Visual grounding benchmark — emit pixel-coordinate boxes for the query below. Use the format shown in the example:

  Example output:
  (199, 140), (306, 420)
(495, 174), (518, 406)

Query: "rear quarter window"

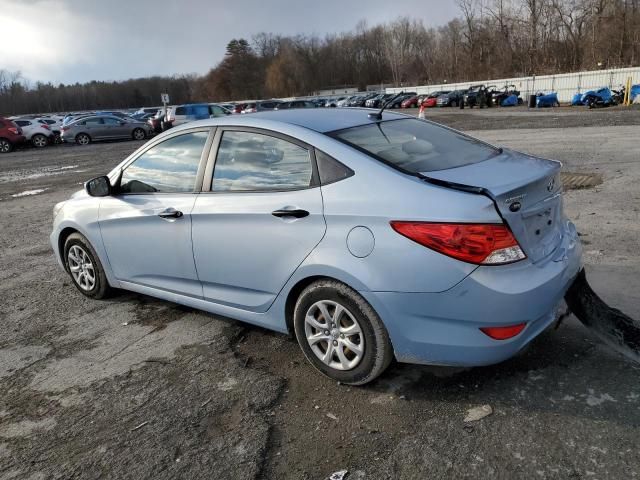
(331, 118), (499, 173)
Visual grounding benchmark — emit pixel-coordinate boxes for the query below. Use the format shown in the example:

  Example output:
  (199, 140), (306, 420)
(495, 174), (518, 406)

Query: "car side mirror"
(86, 176), (112, 197)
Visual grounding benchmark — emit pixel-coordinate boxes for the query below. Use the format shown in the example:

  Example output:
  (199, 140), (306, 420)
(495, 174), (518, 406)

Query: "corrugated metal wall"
(387, 66), (640, 103)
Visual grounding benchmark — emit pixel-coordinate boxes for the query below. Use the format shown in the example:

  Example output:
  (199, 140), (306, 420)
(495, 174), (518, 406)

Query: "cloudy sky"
(2, 0), (458, 85)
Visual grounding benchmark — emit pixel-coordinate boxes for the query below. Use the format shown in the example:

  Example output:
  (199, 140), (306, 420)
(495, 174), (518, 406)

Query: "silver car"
(61, 115), (152, 145)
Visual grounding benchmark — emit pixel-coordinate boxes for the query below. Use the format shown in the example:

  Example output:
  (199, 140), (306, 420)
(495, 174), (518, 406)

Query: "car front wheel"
(132, 128), (146, 140)
(294, 280), (393, 385)
(64, 232), (111, 299)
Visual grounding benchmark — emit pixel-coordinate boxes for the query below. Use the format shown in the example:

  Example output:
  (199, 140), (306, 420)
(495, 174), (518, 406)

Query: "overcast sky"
(2, 0), (458, 85)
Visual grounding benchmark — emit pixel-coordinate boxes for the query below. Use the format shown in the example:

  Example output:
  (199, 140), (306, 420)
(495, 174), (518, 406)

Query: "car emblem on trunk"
(509, 202), (522, 212)
(547, 177), (555, 192)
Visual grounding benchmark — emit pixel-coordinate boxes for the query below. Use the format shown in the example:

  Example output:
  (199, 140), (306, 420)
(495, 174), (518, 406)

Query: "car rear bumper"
(361, 220), (582, 367)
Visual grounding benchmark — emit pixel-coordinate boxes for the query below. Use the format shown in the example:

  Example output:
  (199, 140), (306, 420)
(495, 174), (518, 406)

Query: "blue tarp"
(537, 92), (558, 108)
(572, 87), (613, 105)
(571, 93), (584, 106)
(501, 94), (518, 107)
(631, 84), (640, 101)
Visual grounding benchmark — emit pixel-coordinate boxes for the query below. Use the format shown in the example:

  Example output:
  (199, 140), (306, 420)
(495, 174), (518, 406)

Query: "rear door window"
(331, 118), (499, 173)
(211, 130), (313, 191)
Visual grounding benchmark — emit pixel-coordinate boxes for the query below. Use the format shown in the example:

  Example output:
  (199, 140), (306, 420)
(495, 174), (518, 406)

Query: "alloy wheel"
(133, 129), (145, 140)
(77, 134), (90, 145)
(0, 139), (10, 153)
(32, 135), (47, 148)
(304, 300), (365, 371)
(67, 245), (96, 291)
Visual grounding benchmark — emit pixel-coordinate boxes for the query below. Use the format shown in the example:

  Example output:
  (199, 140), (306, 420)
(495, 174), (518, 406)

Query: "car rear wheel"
(0, 138), (12, 153)
(32, 134), (48, 148)
(75, 133), (91, 145)
(64, 232), (111, 299)
(294, 280), (393, 385)
(132, 128), (146, 140)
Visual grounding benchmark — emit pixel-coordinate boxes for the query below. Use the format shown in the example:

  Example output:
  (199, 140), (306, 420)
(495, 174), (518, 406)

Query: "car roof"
(184, 108), (411, 133)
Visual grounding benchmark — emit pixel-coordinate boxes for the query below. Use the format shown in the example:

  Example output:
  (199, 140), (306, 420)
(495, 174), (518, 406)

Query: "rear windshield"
(331, 118), (499, 173)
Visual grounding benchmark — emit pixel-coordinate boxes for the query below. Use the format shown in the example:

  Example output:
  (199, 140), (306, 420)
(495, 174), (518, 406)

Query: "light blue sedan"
(50, 109), (582, 385)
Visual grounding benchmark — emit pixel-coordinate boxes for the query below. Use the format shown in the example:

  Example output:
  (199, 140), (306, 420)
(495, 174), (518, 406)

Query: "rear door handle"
(158, 208), (183, 219)
(271, 208), (309, 219)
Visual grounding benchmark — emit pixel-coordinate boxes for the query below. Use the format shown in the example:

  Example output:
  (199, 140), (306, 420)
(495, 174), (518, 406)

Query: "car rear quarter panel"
(271, 128), (504, 294)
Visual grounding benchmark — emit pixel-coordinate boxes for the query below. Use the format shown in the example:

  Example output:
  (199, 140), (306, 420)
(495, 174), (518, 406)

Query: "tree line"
(1, 0), (638, 115)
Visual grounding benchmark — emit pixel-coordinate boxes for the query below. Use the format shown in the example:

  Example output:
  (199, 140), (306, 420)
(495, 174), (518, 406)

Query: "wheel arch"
(58, 226), (80, 271)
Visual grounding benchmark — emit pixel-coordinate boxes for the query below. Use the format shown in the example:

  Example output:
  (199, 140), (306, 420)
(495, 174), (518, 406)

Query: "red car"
(0, 117), (26, 153)
(421, 90), (450, 108)
(400, 95), (419, 108)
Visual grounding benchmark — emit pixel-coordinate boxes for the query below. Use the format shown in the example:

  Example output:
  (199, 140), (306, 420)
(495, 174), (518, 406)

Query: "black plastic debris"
(565, 269), (640, 363)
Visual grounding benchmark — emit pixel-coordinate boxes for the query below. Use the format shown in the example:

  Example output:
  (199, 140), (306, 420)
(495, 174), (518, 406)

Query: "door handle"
(271, 208), (309, 219)
(158, 209), (183, 219)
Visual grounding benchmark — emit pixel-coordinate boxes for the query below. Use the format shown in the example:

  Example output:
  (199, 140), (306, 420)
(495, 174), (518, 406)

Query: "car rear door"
(99, 128), (213, 297)
(190, 128), (326, 313)
(83, 117), (106, 138)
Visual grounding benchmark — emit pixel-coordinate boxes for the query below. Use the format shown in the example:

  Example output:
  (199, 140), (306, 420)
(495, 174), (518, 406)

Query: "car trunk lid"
(422, 148), (563, 263)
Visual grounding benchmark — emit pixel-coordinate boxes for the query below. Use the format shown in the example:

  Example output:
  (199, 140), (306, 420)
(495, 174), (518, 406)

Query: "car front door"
(99, 128), (212, 297)
(102, 116), (129, 138)
(191, 128), (326, 314)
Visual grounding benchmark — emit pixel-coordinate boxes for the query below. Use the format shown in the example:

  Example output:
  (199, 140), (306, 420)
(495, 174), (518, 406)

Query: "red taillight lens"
(61, 126), (69, 132)
(390, 222), (526, 265)
(41, 124), (50, 130)
(480, 323), (526, 340)
(8, 127), (19, 135)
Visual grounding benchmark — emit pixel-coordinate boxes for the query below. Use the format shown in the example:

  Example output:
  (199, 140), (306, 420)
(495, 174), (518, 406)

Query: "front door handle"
(272, 208), (309, 219)
(158, 208), (183, 219)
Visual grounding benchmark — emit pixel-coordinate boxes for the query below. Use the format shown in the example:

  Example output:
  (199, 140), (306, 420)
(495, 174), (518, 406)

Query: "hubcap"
(0, 140), (9, 152)
(304, 300), (364, 371)
(33, 136), (46, 147)
(78, 135), (89, 145)
(134, 129), (144, 139)
(67, 245), (96, 291)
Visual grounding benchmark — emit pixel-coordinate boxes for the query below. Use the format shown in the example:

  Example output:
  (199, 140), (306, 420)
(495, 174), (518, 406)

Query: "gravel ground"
(0, 108), (639, 480)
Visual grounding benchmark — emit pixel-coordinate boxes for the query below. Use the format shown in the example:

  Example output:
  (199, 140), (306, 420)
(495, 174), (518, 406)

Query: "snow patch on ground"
(11, 188), (48, 198)
(0, 165), (78, 184)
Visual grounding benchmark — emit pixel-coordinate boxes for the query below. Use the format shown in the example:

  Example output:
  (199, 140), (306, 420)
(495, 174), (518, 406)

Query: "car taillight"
(390, 222), (526, 265)
(8, 127), (19, 135)
(41, 124), (50, 130)
(480, 323), (526, 340)
(61, 126), (69, 132)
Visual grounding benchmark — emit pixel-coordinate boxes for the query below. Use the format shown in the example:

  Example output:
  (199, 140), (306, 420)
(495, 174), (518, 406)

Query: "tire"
(451, 100), (458, 108)
(132, 128), (146, 141)
(63, 232), (112, 299)
(32, 134), (48, 148)
(0, 138), (13, 153)
(293, 280), (393, 385)
(75, 133), (91, 145)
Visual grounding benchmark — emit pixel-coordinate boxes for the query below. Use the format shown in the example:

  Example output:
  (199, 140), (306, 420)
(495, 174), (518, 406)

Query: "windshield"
(331, 118), (499, 173)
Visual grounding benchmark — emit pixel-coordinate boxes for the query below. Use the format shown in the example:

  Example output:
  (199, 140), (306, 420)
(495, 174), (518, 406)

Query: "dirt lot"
(1, 107), (639, 480)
